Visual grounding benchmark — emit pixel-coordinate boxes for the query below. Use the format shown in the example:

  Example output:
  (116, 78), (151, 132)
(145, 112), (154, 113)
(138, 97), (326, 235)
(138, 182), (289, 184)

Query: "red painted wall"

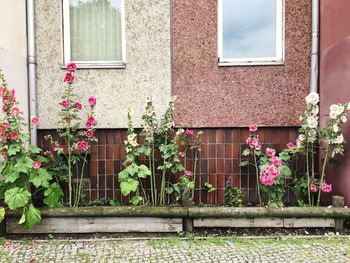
(320, 0), (350, 205)
(172, 0), (311, 127)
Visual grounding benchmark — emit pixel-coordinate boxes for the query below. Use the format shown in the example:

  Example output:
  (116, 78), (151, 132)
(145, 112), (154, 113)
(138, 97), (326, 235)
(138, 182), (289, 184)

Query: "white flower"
(347, 103), (350, 110)
(298, 134), (305, 142)
(307, 116), (318, 128)
(306, 92), (319, 105)
(341, 116), (347, 123)
(330, 104), (342, 118)
(330, 112), (338, 119)
(334, 134), (344, 144)
(145, 96), (152, 103)
(299, 116), (303, 121)
(308, 129), (317, 137)
(333, 124), (339, 133)
(312, 105), (319, 115)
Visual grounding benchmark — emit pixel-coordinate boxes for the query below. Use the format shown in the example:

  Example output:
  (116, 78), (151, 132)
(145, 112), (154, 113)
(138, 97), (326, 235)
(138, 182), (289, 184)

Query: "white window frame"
(218, 0), (285, 66)
(62, 0), (126, 68)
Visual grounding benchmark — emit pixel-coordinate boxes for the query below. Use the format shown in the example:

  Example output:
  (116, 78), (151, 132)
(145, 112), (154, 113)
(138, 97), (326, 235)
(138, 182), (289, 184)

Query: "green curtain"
(70, 0), (123, 61)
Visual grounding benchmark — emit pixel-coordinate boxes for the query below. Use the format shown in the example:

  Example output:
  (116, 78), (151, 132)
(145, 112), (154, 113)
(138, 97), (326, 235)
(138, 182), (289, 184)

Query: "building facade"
(1, 0), (348, 204)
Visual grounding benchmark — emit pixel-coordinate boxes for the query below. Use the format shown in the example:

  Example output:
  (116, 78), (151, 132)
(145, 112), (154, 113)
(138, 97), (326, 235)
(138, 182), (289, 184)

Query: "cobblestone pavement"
(1, 236), (350, 262)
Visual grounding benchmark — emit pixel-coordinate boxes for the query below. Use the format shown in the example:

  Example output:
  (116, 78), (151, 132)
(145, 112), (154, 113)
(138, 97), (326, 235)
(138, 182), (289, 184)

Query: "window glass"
(66, 0), (124, 63)
(219, 0), (283, 64)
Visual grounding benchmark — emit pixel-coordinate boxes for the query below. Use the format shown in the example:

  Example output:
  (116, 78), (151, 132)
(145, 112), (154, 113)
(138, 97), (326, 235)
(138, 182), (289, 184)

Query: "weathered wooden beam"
(6, 206), (188, 218)
(194, 218), (283, 228)
(189, 207), (350, 218)
(6, 217), (183, 234)
(332, 196), (345, 230)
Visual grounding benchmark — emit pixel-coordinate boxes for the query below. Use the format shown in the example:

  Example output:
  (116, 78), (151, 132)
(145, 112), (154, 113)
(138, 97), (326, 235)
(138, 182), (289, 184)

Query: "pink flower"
(67, 62), (77, 72)
(255, 144), (262, 151)
(310, 183), (317, 193)
(2, 120), (9, 129)
(249, 125), (258, 132)
(287, 142), (295, 149)
(87, 116), (95, 125)
(64, 72), (74, 83)
(179, 152), (186, 158)
(86, 122), (93, 129)
(31, 116), (39, 124)
(185, 129), (194, 136)
(32, 161), (41, 169)
(246, 137), (252, 145)
(0, 87), (3, 97)
(259, 171), (276, 186)
(85, 130), (94, 138)
(61, 99), (70, 109)
(88, 96), (96, 107)
(265, 148), (276, 157)
(11, 107), (20, 116)
(11, 132), (18, 141)
(272, 156), (282, 166)
(321, 183), (332, 193)
(184, 170), (192, 176)
(75, 102), (82, 110)
(77, 141), (88, 151)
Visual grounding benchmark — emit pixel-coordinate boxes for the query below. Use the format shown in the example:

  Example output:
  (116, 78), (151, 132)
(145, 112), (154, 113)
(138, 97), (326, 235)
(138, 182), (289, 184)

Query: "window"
(63, 0), (125, 68)
(218, 0), (284, 66)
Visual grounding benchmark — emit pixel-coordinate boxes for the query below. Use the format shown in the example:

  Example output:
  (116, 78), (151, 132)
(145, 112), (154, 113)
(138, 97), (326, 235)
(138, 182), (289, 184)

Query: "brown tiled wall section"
(38, 127), (300, 205)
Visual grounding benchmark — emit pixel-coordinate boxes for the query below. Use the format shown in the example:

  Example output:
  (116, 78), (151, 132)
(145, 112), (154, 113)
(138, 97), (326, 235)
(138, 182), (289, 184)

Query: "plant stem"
(152, 141), (157, 205)
(191, 150), (198, 200)
(75, 152), (88, 207)
(306, 143), (311, 206)
(148, 149), (154, 205)
(317, 149), (329, 206)
(67, 129), (72, 208)
(160, 134), (168, 205)
(254, 152), (262, 206)
(311, 144), (315, 206)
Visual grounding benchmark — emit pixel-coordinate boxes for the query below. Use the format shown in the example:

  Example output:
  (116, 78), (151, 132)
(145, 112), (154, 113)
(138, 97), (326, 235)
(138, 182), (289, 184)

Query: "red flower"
(77, 141), (88, 151)
(32, 161), (41, 169)
(185, 129), (194, 136)
(87, 116), (95, 125)
(11, 132), (18, 141)
(11, 107), (21, 116)
(75, 102), (82, 110)
(64, 72), (75, 83)
(61, 99), (70, 109)
(2, 120), (9, 129)
(86, 122), (93, 129)
(249, 125), (258, 132)
(31, 116), (39, 124)
(85, 130), (94, 138)
(67, 62), (77, 72)
(88, 96), (96, 107)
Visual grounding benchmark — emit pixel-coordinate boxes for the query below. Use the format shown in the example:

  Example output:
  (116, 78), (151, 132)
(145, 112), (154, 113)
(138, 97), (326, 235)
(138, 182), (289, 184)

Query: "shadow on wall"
(320, 36), (350, 205)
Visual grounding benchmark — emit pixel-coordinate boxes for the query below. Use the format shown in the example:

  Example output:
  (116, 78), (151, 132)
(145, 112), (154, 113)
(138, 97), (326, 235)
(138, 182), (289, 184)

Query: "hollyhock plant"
(241, 125), (292, 208)
(310, 183), (317, 193)
(49, 63), (98, 208)
(321, 183), (332, 193)
(0, 69), (62, 229)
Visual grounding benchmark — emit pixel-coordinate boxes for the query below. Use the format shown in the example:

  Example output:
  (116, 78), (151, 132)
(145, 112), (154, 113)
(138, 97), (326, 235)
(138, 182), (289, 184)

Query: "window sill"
(61, 62), (126, 69)
(218, 61), (285, 67)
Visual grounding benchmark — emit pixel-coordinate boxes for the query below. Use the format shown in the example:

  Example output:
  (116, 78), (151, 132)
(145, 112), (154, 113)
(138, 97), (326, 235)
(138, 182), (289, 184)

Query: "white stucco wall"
(0, 0), (29, 123)
(35, 0), (171, 129)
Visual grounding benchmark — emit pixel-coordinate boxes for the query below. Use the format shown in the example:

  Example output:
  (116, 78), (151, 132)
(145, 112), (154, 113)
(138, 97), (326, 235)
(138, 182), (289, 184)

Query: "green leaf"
(44, 183), (64, 208)
(7, 144), (21, 156)
(14, 156), (33, 173)
(4, 170), (20, 183)
(242, 148), (251, 156)
(130, 196), (142, 206)
(19, 204), (41, 228)
(165, 187), (174, 194)
(137, 164), (151, 178)
(0, 206), (4, 223)
(29, 168), (52, 188)
(239, 160), (249, 167)
(120, 178), (139, 196)
(281, 166), (292, 177)
(4, 187), (31, 210)
(128, 164), (138, 176)
(29, 145), (41, 154)
(118, 169), (130, 182)
(0, 161), (7, 173)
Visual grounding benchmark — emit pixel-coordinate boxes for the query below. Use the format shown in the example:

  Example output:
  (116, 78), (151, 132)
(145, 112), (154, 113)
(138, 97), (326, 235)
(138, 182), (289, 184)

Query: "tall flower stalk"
(54, 63), (97, 207)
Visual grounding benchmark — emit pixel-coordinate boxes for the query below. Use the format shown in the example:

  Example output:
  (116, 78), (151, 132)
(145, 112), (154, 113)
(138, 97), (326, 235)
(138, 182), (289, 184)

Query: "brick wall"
(38, 127), (300, 205)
